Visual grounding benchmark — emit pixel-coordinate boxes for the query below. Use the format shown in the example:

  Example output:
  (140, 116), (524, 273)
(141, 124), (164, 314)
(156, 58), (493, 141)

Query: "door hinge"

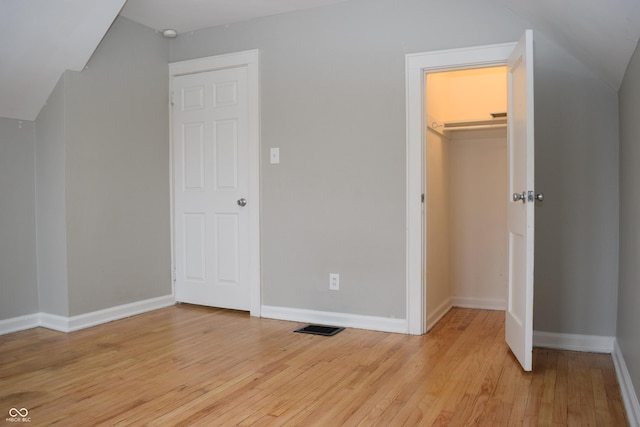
(421, 193), (425, 203)
(170, 91), (175, 106)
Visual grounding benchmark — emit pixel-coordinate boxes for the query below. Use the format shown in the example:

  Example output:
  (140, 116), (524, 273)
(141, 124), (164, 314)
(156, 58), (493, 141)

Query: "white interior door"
(505, 30), (535, 371)
(173, 66), (251, 311)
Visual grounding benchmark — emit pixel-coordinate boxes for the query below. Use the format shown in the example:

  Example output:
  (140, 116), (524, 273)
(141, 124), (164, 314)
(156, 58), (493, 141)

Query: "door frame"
(169, 50), (261, 316)
(405, 42), (516, 334)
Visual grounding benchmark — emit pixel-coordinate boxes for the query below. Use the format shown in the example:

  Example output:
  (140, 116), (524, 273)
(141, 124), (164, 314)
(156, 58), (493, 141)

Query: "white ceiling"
(120, 0), (351, 34)
(1, 0), (640, 121)
(0, 0), (127, 121)
(496, 0), (640, 95)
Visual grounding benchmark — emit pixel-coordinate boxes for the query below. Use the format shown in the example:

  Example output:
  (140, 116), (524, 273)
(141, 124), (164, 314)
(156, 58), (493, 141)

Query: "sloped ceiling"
(119, 0), (351, 34)
(0, 0), (127, 121)
(496, 0), (640, 91)
(1, 0), (640, 121)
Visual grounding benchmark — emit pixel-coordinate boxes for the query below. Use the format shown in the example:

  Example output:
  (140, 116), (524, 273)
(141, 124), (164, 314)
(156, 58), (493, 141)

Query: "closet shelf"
(442, 118), (507, 131)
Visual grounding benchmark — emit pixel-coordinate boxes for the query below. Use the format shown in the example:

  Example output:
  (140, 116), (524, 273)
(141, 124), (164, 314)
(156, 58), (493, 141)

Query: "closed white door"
(505, 30), (535, 371)
(173, 66), (250, 311)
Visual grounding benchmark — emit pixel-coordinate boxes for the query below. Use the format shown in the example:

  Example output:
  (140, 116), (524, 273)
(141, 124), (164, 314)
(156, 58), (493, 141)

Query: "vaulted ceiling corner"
(0, 0), (126, 121)
(496, 0), (640, 89)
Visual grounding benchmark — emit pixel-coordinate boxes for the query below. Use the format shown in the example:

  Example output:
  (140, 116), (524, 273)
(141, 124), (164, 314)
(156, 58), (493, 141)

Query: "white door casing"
(405, 41), (516, 335)
(505, 30), (535, 371)
(170, 51), (260, 316)
(406, 33), (535, 372)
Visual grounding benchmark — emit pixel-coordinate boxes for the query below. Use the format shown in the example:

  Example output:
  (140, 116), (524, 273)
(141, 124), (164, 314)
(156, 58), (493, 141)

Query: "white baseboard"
(0, 313), (40, 335)
(261, 305), (407, 334)
(451, 296), (506, 311)
(613, 340), (640, 427)
(0, 295), (175, 335)
(426, 299), (452, 332)
(533, 331), (615, 353)
(45, 295), (176, 332)
(39, 313), (70, 332)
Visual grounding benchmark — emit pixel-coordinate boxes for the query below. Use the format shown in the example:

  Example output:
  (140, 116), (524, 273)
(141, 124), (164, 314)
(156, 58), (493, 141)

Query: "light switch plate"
(329, 273), (339, 291)
(270, 147), (280, 164)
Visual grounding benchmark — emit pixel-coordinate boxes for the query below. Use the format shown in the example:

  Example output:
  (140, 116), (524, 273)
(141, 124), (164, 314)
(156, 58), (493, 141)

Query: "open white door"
(505, 30), (535, 371)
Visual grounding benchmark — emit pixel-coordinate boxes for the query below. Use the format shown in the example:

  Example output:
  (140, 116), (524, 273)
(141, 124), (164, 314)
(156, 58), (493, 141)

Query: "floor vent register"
(294, 324), (344, 336)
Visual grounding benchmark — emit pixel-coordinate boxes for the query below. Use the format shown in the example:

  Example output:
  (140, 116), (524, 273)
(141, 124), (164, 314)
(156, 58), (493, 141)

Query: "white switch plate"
(329, 273), (339, 290)
(270, 147), (280, 164)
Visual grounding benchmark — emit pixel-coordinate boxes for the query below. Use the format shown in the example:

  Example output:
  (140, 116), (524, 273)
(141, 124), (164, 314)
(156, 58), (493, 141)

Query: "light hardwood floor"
(0, 306), (628, 426)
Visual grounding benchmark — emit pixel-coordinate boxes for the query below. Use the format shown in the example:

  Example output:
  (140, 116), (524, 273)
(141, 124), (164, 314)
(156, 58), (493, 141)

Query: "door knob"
(535, 193), (544, 202)
(237, 198), (247, 207)
(512, 192), (526, 203)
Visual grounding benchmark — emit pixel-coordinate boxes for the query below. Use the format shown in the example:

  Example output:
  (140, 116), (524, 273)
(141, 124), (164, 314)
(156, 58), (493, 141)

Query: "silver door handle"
(513, 192), (526, 203)
(535, 193), (544, 202)
(237, 198), (247, 207)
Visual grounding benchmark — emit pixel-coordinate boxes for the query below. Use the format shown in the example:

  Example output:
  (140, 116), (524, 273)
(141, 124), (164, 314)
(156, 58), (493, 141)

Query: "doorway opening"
(406, 31), (535, 371)
(425, 66), (508, 331)
(169, 50), (262, 317)
(405, 41), (517, 336)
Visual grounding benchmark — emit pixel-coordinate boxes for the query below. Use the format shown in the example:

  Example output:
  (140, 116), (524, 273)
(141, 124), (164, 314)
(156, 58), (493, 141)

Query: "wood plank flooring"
(0, 306), (628, 426)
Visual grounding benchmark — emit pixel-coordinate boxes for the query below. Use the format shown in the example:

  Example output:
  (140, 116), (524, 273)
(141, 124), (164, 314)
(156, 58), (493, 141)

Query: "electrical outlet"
(329, 273), (339, 290)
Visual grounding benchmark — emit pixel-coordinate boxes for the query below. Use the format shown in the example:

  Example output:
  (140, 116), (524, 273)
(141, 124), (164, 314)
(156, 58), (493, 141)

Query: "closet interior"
(425, 66), (509, 331)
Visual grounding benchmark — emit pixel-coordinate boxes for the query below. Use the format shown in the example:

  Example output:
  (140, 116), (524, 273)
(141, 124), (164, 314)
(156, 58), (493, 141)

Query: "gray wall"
(62, 17), (171, 315)
(171, 0), (620, 331)
(4, 16), (171, 320)
(31, 17), (172, 318)
(35, 77), (70, 317)
(1, 0), (621, 338)
(533, 32), (619, 336)
(0, 118), (38, 320)
(618, 40), (640, 406)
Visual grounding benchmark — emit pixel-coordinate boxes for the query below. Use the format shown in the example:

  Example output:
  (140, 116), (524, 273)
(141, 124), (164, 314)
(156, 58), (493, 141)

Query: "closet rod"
(442, 118), (507, 129)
